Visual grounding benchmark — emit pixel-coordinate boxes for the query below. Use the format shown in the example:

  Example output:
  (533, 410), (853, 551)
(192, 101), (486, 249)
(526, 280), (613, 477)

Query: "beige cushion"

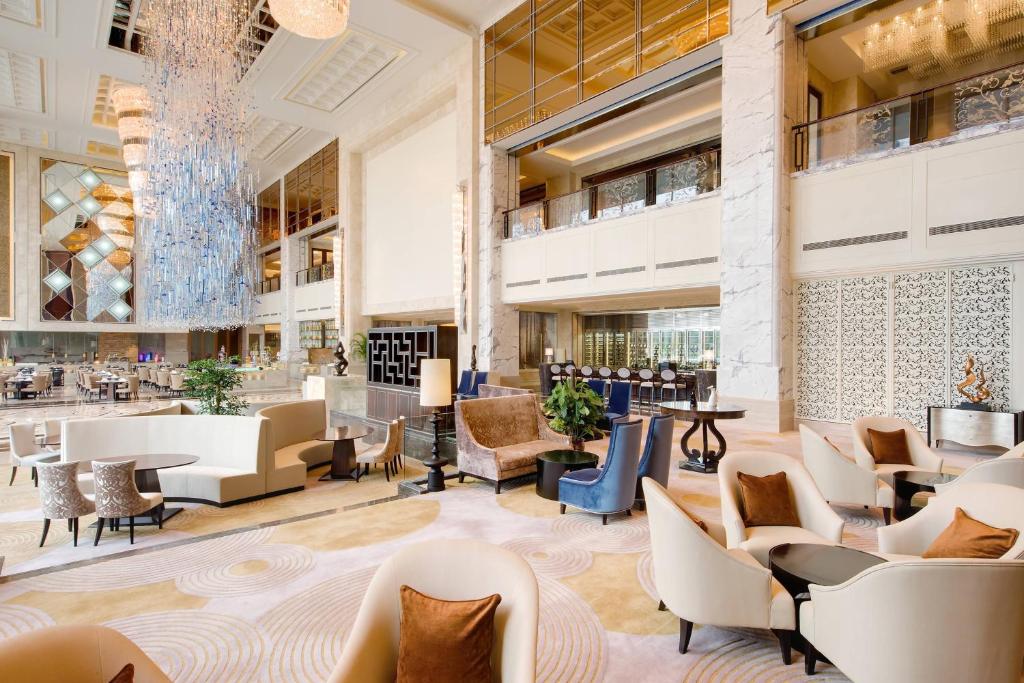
(739, 526), (839, 567)
(277, 440), (333, 468)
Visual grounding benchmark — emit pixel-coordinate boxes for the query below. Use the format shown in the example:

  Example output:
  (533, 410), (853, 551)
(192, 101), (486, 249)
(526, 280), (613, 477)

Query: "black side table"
(892, 470), (957, 521)
(536, 450), (598, 500)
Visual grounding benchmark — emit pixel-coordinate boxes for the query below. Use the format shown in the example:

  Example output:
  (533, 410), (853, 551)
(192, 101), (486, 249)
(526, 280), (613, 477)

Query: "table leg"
(678, 419), (703, 472)
(893, 483), (917, 521)
(679, 419), (727, 473)
(319, 439), (362, 481)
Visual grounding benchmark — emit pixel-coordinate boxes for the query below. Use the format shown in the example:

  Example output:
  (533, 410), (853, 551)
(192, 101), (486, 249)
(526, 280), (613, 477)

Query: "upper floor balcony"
(295, 262), (334, 286)
(794, 61), (1024, 173)
(504, 149), (720, 240)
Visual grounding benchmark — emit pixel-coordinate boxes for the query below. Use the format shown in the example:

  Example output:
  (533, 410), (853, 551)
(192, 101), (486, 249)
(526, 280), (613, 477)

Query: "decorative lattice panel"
(893, 270), (949, 430)
(950, 265), (1012, 412)
(795, 279), (840, 421)
(839, 276), (890, 422)
(367, 327), (437, 388)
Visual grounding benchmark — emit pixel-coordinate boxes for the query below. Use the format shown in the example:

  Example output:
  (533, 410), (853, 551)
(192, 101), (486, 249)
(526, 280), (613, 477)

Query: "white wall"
(501, 193), (721, 304)
(363, 110), (457, 315)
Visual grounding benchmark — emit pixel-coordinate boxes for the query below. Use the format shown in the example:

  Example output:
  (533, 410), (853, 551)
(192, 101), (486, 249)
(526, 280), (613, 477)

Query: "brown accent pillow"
(921, 507), (1020, 559)
(736, 471), (801, 527)
(108, 664), (134, 683)
(867, 428), (914, 465)
(396, 585), (501, 683)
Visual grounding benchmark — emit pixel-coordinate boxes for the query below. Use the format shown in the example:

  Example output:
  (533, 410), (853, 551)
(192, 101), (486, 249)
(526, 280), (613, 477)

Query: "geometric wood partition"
(796, 264), (1012, 430)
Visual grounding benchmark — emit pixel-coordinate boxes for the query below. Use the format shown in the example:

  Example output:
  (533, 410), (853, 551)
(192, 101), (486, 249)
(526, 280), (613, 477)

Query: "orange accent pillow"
(922, 507), (1020, 559)
(867, 428), (914, 465)
(396, 585), (501, 683)
(737, 471), (800, 527)
(108, 664), (134, 683)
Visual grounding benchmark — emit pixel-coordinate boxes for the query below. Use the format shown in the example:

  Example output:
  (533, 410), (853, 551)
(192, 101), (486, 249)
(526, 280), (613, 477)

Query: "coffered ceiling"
(0, 0), (467, 178)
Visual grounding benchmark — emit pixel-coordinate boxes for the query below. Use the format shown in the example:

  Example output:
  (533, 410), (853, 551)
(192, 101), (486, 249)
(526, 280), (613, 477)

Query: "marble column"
(340, 150), (371, 348)
(279, 185), (305, 373)
(476, 145), (519, 381)
(717, 0), (798, 431)
(454, 41), (479, 373)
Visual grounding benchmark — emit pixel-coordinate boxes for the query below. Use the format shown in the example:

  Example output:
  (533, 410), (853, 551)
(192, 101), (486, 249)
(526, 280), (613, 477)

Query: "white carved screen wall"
(795, 264), (1012, 429)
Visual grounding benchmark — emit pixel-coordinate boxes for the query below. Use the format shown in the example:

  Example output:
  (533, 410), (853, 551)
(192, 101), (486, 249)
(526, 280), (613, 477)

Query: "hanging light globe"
(270, 0), (350, 39)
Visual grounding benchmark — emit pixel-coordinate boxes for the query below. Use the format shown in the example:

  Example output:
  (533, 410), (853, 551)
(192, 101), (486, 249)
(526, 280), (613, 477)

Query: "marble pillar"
(454, 41), (479, 373)
(340, 150), (371, 348)
(476, 145), (519, 380)
(279, 185), (305, 371)
(717, 0), (797, 431)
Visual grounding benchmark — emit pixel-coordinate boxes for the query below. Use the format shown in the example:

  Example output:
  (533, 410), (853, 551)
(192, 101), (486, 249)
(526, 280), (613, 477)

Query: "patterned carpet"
(0, 416), (938, 682)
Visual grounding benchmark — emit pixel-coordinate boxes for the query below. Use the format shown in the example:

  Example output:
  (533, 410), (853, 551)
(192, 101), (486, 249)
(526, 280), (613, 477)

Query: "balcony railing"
(295, 262), (334, 286)
(503, 150), (720, 239)
(257, 277), (280, 295)
(794, 61), (1024, 172)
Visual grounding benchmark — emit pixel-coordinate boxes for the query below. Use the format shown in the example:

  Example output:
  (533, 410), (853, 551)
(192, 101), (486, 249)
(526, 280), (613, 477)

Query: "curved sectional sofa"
(254, 399), (334, 493)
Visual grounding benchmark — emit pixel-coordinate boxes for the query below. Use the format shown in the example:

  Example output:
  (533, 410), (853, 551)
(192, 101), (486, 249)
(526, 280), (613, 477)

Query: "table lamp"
(419, 358), (452, 492)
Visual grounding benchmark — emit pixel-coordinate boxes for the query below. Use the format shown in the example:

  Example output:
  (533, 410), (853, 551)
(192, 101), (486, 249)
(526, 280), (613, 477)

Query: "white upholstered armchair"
(851, 416), (943, 478)
(800, 425), (894, 523)
(643, 478), (796, 663)
(328, 540), (538, 683)
(877, 482), (1024, 559)
(800, 559), (1024, 681)
(718, 451), (844, 566)
(934, 457), (1024, 494)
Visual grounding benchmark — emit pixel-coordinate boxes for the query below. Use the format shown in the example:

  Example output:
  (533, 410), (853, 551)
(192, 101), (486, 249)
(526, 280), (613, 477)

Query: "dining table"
(316, 425), (374, 481)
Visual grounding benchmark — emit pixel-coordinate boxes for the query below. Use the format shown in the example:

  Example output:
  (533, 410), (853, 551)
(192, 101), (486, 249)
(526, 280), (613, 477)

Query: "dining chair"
(92, 460), (164, 545)
(585, 378), (607, 401)
(169, 372), (185, 397)
(37, 461), (95, 547)
(356, 417), (405, 481)
(8, 423), (57, 486)
(40, 419), (62, 447)
(117, 375), (141, 401)
(605, 381), (632, 424)
(83, 374), (101, 401)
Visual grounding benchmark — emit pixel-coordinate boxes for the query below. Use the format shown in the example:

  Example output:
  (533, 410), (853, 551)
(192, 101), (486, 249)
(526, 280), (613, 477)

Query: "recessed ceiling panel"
(86, 140), (122, 158)
(285, 29), (405, 113)
(92, 74), (128, 129)
(0, 123), (48, 146)
(0, 0), (41, 27)
(0, 48), (44, 112)
(249, 115), (300, 161)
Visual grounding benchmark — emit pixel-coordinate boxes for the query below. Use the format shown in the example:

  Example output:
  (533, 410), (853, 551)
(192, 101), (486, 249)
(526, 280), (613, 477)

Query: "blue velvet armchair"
(634, 414), (675, 508)
(605, 381), (631, 423)
(558, 419), (643, 524)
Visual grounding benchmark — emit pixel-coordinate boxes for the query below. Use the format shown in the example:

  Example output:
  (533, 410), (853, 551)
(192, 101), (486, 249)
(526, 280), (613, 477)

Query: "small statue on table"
(956, 354), (992, 411)
(334, 341), (349, 377)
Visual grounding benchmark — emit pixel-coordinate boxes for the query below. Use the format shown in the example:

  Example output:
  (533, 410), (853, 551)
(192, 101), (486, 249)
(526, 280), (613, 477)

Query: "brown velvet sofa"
(455, 394), (569, 493)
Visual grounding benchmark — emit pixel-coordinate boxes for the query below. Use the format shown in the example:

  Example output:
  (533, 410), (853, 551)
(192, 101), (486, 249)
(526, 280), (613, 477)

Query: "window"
(284, 140), (338, 235)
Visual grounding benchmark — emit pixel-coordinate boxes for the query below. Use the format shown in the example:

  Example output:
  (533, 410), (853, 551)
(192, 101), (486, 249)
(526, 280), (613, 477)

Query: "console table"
(927, 406), (1024, 450)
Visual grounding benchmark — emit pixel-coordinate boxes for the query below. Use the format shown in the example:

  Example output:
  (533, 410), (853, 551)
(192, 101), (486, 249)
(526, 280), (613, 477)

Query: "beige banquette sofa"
(62, 414), (277, 506)
(455, 394), (569, 493)
(254, 399), (333, 493)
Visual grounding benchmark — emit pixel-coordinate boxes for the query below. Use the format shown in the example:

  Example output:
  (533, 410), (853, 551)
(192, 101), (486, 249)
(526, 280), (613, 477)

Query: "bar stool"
(659, 369), (679, 403)
(579, 365), (594, 379)
(637, 368), (657, 414)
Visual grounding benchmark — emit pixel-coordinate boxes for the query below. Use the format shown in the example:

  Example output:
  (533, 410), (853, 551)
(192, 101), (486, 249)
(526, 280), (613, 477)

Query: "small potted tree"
(184, 359), (248, 415)
(542, 378), (605, 450)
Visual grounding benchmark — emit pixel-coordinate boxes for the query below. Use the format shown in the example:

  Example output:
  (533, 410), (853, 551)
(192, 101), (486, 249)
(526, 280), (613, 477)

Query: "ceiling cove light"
(138, 0), (258, 330)
(269, 0), (350, 39)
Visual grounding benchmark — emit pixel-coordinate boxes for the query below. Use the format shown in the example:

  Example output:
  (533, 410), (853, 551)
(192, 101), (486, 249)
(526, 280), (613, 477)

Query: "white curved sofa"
(62, 415), (272, 505)
(255, 400), (332, 493)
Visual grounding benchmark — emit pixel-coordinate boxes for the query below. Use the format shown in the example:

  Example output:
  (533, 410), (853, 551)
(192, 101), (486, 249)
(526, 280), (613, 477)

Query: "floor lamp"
(419, 358), (451, 492)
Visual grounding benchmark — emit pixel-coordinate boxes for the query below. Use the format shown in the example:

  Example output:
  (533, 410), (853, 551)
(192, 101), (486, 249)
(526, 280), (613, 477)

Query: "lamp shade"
(419, 358), (452, 407)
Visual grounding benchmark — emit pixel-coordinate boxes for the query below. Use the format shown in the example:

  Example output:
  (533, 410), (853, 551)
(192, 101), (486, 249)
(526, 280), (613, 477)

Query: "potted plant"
(542, 378), (605, 451)
(350, 332), (368, 362)
(184, 359), (248, 415)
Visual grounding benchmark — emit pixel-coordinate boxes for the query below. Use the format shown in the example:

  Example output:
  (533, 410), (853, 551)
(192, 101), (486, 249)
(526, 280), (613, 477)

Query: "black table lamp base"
(423, 407), (449, 492)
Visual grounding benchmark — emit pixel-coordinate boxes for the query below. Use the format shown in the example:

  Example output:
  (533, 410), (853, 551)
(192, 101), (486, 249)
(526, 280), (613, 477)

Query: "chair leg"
(31, 467), (38, 487)
(458, 472), (465, 483)
(94, 518), (104, 546)
(804, 641), (818, 675)
(8, 465), (16, 486)
(39, 518), (50, 547)
(626, 508), (632, 516)
(559, 503), (566, 514)
(602, 513), (608, 525)
(771, 629), (792, 665)
(679, 618), (694, 654)
(384, 464), (390, 482)
(658, 599), (666, 611)
(67, 518), (73, 531)
(129, 516), (135, 544)
(882, 507), (891, 525)
(72, 517), (79, 546)
(494, 480), (501, 494)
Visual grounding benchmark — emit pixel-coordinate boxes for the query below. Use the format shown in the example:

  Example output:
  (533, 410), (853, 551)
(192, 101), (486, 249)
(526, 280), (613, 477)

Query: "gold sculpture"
(956, 355), (992, 404)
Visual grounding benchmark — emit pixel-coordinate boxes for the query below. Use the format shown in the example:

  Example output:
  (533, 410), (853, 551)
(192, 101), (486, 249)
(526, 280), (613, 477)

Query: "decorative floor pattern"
(0, 417), (990, 682)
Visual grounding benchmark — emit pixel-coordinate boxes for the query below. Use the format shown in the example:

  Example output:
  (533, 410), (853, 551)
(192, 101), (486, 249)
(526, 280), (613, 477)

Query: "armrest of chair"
(851, 432), (878, 472)
(704, 518), (729, 547)
(799, 489), (845, 543)
(876, 511), (932, 555)
(718, 484), (748, 546)
(908, 432), (943, 471)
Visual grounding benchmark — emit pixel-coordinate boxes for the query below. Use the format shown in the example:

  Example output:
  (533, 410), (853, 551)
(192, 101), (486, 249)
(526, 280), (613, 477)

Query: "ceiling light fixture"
(269, 0), (350, 39)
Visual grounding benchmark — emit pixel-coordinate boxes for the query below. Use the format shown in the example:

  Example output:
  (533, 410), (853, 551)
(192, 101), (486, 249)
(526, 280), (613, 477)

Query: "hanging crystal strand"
(138, 0), (258, 330)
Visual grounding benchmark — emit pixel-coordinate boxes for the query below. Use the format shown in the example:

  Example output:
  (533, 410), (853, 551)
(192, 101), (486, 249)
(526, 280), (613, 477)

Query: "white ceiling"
(0, 0), (468, 179)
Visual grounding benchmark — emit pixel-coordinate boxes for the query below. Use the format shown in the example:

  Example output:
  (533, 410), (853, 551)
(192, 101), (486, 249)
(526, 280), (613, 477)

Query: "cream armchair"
(877, 482), (1024, 559)
(851, 416), (944, 479)
(718, 451), (845, 566)
(800, 560), (1024, 681)
(800, 425), (894, 523)
(643, 478), (796, 663)
(0, 624), (171, 682)
(328, 539), (538, 683)
(934, 457), (1024, 494)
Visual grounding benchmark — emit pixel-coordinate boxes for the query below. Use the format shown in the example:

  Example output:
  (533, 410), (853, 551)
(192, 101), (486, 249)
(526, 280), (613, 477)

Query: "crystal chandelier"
(111, 84), (152, 219)
(138, 0), (258, 330)
(269, 0), (350, 39)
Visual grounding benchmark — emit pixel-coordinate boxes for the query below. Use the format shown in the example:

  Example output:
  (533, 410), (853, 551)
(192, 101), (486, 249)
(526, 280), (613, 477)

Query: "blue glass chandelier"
(136, 0), (258, 330)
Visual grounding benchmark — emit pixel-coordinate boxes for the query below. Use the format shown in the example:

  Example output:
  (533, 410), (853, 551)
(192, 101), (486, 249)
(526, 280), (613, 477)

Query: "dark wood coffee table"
(769, 542), (886, 674)
(536, 449), (598, 500)
(892, 470), (957, 521)
(317, 425), (373, 482)
(658, 400), (746, 473)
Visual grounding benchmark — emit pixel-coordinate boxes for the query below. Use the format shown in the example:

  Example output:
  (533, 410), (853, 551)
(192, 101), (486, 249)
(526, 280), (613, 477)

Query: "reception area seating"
(255, 399), (333, 493)
(37, 460), (95, 547)
(799, 560), (1024, 681)
(558, 419), (642, 524)
(328, 540), (539, 683)
(800, 425), (894, 523)
(851, 416), (944, 479)
(455, 394), (569, 493)
(718, 451), (845, 565)
(8, 422), (57, 486)
(934, 450), (1024, 493)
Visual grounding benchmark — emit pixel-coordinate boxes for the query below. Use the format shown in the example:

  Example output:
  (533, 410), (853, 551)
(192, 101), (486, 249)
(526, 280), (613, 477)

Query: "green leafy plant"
(350, 332), (368, 361)
(184, 359), (248, 415)
(542, 378), (605, 450)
